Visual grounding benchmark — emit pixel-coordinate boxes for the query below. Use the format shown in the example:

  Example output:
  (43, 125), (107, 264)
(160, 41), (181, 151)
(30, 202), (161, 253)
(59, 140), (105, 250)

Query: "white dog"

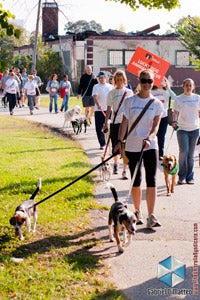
(63, 105), (81, 128)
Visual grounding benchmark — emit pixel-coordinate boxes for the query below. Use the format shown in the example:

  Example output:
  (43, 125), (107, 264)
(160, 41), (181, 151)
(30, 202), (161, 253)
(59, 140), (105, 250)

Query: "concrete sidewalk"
(1, 105), (199, 300)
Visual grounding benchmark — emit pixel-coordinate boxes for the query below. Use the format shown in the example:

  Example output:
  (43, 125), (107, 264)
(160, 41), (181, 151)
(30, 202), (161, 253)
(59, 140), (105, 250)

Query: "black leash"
(32, 153), (115, 208)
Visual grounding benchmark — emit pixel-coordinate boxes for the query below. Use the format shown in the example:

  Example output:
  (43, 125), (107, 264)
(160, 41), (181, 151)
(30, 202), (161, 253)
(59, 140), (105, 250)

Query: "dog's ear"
(10, 217), (16, 226)
(173, 155), (177, 162)
(119, 213), (127, 224)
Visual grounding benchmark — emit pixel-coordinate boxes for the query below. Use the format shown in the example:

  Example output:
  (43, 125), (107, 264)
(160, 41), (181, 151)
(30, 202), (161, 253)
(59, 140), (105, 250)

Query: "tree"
(107, 0), (180, 10)
(36, 47), (63, 86)
(0, 3), (20, 38)
(65, 20), (103, 34)
(173, 16), (200, 69)
(13, 54), (32, 72)
(0, 37), (14, 70)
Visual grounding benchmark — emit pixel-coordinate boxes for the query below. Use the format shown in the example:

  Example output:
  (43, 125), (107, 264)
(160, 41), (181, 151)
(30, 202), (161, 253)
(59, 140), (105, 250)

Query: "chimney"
(42, 2), (58, 41)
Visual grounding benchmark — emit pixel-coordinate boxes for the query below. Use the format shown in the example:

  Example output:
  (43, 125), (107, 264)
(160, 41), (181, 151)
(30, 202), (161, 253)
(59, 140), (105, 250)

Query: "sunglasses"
(140, 78), (153, 84)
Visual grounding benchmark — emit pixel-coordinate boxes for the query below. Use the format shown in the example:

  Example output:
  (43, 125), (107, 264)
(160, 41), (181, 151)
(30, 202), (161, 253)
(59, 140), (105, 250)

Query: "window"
(176, 50), (192, 66)
(108, 50), (135, 66)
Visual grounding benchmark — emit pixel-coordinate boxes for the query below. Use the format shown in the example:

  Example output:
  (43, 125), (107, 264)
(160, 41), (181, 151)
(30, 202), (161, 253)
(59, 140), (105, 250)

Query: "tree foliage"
(0, 3), (20, 38)
(107, 0), (180, 10)
(65, 20), (103, 34)
(0, 37), (14, 70)
(36, 46), (63, 85)
(174, 16), (200, 69)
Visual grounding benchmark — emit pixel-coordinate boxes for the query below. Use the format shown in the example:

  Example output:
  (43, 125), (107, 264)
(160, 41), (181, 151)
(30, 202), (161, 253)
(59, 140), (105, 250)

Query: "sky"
(2, 0), (200, 35)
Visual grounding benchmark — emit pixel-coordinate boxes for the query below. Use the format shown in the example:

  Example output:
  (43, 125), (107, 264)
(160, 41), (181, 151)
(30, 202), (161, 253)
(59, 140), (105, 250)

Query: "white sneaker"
(135, 210), (144, 225)
(146, 214), (161, 229)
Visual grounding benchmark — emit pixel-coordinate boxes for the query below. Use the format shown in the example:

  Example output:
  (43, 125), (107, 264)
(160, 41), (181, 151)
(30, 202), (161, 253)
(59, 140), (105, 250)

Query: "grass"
(40, 94), (83, 110)
(0, 115), (126, 300)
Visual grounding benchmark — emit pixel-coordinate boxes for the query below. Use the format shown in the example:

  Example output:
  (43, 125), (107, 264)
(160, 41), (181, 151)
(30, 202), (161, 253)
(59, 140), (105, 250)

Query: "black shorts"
(82, 96), (94, 107)
(125, 149), (158, 187)
(35, 88), (40, 96)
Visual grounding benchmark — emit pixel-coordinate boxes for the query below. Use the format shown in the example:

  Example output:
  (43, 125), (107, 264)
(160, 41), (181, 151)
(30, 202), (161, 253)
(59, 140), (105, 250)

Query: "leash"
(165, 127), (175, 153)
(124, 145), (145, 204)
(32, 153), (116, 208)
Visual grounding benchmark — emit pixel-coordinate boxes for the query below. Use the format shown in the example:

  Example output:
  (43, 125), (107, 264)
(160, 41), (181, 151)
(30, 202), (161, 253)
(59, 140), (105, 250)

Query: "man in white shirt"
(92, 71), (113, 149)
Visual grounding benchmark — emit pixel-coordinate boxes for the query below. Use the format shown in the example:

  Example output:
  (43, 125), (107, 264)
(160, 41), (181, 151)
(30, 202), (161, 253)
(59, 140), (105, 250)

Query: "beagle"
(9, 178), (41, 240)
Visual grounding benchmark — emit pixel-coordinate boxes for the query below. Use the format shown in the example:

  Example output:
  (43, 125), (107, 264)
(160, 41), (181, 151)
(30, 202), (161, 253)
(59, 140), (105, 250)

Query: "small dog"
(63, 105), (81, 128)
(9, 178), (42, 240)
(107, 183), (136, 253)
(99, 157), (111, 181)
(162, 154), (178, 196)
(71, 117), (88, 135)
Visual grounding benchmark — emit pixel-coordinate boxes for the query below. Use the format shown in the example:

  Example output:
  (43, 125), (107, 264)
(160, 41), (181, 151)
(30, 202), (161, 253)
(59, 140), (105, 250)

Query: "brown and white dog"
(107, 183), (136, 253)
(63, 105), (81, 128)
(99, 157), (111, 181)
(162, 154), (178, 196)
(9, 178), (42, 240)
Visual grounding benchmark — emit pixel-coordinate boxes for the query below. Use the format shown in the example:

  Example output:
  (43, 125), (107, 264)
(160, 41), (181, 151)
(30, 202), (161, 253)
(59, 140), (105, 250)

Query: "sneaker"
(187, 180), (194, 184)
(146, 214), (161, 229)
(178, 179), (186, 185)
(135, 210), (144, 225)
(100, 146), (105, 150)
(113, 164), (118, 174)
(122, 171), (128, 180)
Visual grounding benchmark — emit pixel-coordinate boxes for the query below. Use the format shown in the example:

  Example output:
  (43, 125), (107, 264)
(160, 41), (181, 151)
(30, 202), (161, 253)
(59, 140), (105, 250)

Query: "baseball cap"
(97, 71), (106, 77)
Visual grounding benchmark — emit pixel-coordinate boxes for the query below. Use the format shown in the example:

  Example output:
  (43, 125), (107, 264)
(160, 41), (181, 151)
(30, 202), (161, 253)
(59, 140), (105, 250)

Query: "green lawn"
(0, 116), (125, 300)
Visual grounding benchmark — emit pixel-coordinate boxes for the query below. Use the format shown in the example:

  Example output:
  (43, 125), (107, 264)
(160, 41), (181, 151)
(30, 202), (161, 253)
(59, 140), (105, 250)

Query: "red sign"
(126, 46), (170, 86)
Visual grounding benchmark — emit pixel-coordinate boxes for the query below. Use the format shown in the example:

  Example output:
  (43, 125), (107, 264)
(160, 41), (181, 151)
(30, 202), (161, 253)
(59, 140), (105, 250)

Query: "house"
(14, 27), (200, 92)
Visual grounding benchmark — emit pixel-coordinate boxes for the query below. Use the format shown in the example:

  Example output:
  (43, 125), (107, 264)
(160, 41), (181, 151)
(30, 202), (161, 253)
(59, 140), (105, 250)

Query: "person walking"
(2, 71), (20, 115)
(21, 68), (28, 107)
(77, 65), (98, 124)
(103, 70), (133, 179)
(172, 78), (200, 185)
(114, 69), (163, 229)
(0, 69), (9, 107)
(92, 71), (113, 150)
(59, 75), (73, 112)
(32, 70), (43, 109)
(46, 74), (60, 114)
(24, 75), (39, 115)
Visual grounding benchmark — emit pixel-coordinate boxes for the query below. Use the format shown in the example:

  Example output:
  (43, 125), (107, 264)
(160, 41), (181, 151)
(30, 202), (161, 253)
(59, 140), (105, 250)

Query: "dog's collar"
(163, 162), (178, 175)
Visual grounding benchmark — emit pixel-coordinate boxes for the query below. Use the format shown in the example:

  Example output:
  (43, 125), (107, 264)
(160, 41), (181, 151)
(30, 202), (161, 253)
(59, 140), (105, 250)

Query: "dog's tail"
(106, 182), (118, 202)
(30, 178), (42, 199)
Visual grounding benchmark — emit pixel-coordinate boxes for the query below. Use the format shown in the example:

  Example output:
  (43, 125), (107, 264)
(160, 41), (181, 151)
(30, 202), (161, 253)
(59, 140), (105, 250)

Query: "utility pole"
(31, 0), (42, 72)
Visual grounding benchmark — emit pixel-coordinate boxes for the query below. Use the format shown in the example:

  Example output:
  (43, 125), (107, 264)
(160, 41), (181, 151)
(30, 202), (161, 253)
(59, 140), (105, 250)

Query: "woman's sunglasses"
(140, 78), (153, 84)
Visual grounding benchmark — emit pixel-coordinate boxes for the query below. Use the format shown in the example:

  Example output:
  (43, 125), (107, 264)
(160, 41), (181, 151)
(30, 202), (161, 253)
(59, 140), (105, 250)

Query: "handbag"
(60, 87), (67, 98)
(122, 98), (155, 164)
(167, 96), (173, 126)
